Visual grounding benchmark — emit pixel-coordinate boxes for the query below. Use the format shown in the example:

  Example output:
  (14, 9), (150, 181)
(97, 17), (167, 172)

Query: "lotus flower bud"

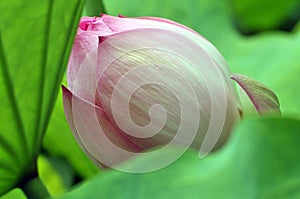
(62, 14), (280, 171)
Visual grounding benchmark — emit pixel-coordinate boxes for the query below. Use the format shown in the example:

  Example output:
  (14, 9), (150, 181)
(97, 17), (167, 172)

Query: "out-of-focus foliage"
(0, 189), (27, 199)
(38, 155), (74, 196)
(0, 0), (84, 196)
(230, 0), (300, 33)
(84, 0), (105, 16)
(58, 118), (300, 199)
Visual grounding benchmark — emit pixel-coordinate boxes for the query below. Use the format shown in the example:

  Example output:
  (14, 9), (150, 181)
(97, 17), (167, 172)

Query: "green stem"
(20, 176), (49, 199)
(85, 0), (106, 16)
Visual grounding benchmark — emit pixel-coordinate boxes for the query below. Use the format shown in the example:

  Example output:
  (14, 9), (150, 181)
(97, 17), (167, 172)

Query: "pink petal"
(95, 28), (240, 153)
(62, 86), (141, 168)
(68, 15), (231, 103)
(231, 74), (281, 115)
(136, 16), (203, 37)
(98, 15), (230, 76)
(117, 14), (201, 36)
(67, 30), (99, 102)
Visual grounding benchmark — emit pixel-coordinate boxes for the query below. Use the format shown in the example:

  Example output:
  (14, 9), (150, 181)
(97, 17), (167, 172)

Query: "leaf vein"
(0, 33), (29, 161)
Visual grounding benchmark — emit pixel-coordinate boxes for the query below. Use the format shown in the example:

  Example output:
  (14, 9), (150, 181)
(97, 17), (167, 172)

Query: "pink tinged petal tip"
(231, 74), (280, 115)
(118, 14), (126, 18)
(98, 36), (107, 44)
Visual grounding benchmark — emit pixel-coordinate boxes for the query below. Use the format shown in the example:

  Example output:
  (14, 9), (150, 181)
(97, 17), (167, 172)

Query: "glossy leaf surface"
(58, 118), (300, 199)
(0, 0), (84, 195)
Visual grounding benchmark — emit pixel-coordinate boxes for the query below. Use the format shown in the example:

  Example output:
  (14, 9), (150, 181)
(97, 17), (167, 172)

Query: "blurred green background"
(1, 0), (300, 198)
